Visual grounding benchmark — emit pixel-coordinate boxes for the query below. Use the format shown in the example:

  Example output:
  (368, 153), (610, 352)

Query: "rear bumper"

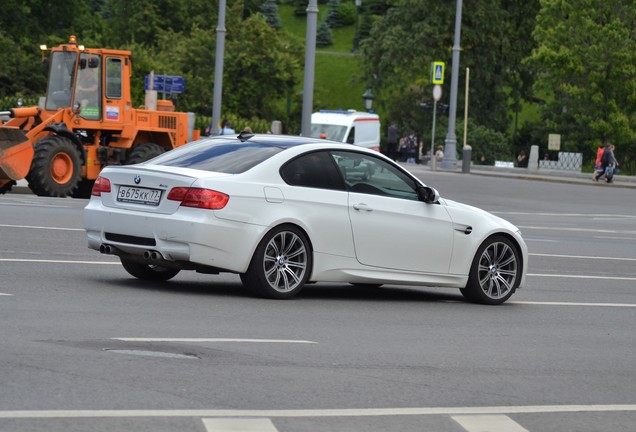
(84, 198), (265, 273)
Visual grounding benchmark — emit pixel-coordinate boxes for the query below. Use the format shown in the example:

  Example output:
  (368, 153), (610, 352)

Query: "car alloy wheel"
(461, 235), (520, 305)
(241, 225), (311, 299)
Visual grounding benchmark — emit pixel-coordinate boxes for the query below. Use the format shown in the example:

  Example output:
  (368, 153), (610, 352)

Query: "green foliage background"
(1, 0), (634, 173)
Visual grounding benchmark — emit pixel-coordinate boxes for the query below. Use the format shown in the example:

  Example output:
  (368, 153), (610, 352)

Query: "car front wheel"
(241, 225), (311, 299)
(461, 235), (520, 305)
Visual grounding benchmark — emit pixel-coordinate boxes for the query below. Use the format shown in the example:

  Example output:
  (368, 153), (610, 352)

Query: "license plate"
(117, 185), (163, 206)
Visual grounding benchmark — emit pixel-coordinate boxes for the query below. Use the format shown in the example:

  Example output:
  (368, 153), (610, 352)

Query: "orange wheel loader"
(0, 36), (199, 197)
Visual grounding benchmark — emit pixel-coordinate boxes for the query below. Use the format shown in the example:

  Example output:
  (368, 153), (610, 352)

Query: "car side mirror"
(417, 186), (439, 203)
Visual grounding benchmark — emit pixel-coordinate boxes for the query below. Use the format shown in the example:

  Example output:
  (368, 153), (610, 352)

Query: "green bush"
(196, 114), (275, 136)
(337, 2), (357, 26)
(465, 124), (513, 165)
(316, 21), (333, 47)
(0, 96), (39, 110)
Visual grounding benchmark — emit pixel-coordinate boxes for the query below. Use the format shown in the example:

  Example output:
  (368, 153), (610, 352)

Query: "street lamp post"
(441, 0), (463, 169)
(210, 0), (227, 136)
(353, 0), (362, 52)
(362, 88), (374, 112)
(301, 0), (319, 137)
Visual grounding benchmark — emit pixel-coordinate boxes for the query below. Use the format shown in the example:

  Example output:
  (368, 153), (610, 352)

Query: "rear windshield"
(147, 140), (286, 174)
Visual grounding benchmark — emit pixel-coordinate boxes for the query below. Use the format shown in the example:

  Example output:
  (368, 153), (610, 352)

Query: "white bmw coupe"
(84, 133), (527, 305)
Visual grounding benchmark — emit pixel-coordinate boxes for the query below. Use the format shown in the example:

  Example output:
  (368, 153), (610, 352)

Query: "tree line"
(1, 0), (634, 172)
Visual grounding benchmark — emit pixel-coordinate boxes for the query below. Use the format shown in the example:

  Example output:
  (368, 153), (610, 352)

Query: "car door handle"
(353, 203), (373, 212)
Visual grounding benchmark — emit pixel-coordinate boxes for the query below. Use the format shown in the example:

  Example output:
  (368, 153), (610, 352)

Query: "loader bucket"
(0, 128), (34, 181)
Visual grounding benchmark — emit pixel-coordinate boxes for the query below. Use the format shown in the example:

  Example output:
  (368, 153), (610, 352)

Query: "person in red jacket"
(592, 143), (605, 180)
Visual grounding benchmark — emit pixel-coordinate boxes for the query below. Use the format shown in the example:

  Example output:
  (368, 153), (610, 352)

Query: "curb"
(399, 162), (636, 189)
(7, 164), (636, 196)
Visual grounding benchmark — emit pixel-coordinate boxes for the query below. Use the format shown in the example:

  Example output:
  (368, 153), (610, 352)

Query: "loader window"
(45, 51), (77, 111)
(74, 53), (101, 121)
(105, 57), (122, 99)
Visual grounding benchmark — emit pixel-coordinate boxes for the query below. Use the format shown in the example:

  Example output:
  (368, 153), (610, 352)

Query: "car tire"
(120, 258), (180, 282)
(241, 225), (312, 299)
(460, 235), (521, 305)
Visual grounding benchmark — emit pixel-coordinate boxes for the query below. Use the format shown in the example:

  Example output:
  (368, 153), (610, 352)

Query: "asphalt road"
(0, 172), (635, 432)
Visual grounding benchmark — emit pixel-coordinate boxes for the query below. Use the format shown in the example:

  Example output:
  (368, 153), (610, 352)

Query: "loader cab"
(44, 42), (129, 125)
(44, 49), (102, 121)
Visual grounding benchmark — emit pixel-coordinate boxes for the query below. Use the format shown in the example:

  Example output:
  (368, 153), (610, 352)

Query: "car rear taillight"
(167, 187), (229, 210)
(91, 176), (111, 196)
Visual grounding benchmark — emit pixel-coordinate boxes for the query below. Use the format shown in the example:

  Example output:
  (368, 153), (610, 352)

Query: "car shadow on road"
(101, 277), (467, 304)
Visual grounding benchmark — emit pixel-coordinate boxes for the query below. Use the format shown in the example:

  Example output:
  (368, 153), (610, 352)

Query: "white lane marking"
(452, 415), (529, 432)
(511, 301), (636, 308)
(0, 404), (635, 419)
(493, 212), (636, 219)
(203, 418), (278, 432)
(0, 224), (83, 231)
(595, 235), (636, 240)
(112, 338), (317, 344)
(0, 259), (118, 265)
(530, 253), (636, 261)
(0, 293), (13, 296)
(0, 203), (72, 209)
(518, 225), (636, 235)
(528, 273), (636, 281)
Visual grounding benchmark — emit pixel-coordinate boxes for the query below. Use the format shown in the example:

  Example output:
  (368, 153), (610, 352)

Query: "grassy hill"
(278, 3), (538, 136)
(279, 3), (369, 113)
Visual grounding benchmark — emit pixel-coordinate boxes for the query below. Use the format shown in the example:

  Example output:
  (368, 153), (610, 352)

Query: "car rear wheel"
(120, 258), (180, 282)
(241, 225), (311, 299)
(461, 235), (520, 305)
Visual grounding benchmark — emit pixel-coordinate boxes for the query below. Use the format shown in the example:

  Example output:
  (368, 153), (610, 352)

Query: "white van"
(311, 110), (381, 151)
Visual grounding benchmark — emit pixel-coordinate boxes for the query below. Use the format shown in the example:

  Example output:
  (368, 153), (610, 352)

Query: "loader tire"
(125, 143), (165, 165)
(26, 136), (82, 197)
(71, 178), (95, 199)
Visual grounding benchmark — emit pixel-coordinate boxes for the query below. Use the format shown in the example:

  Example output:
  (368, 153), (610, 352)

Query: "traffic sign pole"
(431, 100), (438, 171)
(430, 85), (442, 171)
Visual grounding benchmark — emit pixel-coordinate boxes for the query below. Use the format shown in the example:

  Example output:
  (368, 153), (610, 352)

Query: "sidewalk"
(7, 161), (636, 195)
(400, 161), (636, 189)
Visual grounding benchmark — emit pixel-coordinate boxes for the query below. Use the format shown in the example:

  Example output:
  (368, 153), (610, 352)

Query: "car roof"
(204, 133), (332, 148)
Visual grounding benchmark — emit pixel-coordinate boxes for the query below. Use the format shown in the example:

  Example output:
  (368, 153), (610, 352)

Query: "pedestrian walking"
(435, 145), (445, 163)
(517, 150), (528, 168)
(387, 123), (399, 160)
(593, 144), (618, 183)
(592, 143), (606, 180)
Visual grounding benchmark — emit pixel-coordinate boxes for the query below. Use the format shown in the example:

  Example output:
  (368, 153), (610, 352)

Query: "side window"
(280, 151), (345, 190)
(105, 57), (122, 99)
(332, 150), (419, 200)
(74, 53), (101, 120)
(346, 126), (355, 144)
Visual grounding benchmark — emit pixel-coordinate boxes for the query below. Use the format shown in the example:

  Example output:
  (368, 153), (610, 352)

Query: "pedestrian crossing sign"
(431, 61), (445, 85)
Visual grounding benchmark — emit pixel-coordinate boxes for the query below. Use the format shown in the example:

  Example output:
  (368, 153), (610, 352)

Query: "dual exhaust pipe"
(143, 250), (163, 261)
(99, 244), (163, 261)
